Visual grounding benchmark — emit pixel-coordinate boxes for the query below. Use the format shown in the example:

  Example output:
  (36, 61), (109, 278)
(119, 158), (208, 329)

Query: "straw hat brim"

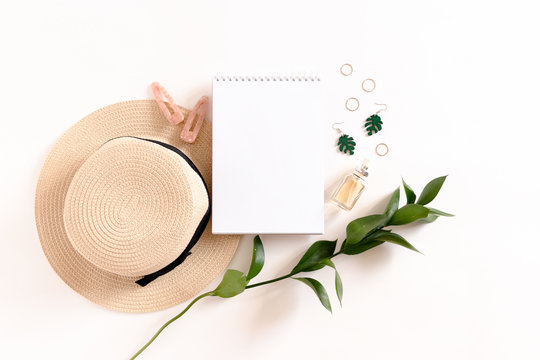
(35, 100), (240, 313)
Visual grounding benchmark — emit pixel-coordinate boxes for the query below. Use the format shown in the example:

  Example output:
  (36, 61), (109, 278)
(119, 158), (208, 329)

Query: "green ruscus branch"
(130, 175), (453, 359)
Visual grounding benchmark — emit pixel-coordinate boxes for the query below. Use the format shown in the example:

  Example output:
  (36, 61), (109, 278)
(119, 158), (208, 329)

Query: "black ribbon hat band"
(133, 138), (210, 287)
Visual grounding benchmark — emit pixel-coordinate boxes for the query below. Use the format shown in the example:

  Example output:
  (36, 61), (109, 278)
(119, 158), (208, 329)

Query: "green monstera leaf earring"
(333, 122), (356, 155)
(364, 103), (387, 136)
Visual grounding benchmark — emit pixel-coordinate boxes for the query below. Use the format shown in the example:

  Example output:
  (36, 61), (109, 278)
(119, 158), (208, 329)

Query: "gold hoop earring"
(375, 143), (389, 156)
(362, 78), (376, 92)
(345, 97), (360, 111)
(340, 64), (353, 76)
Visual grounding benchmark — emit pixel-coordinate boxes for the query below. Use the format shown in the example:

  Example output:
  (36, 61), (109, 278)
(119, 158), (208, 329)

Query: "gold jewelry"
(364, 103), (387, 136)
(362, 78), (376, 93)
(340, 64), (353, 76)
(345, 97), (360, 111)
(375, 143), (389, 156)
(333, 122), (356, 155)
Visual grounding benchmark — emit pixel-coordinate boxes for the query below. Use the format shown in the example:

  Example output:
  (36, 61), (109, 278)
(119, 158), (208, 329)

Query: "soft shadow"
(243, 281), (298, 338)
(365, 189), (396, 215)
(344, 243), (393, 275)
(257, 233), (317, 247)
(324, 203), (341, 229)
(33, 137), (58, 180)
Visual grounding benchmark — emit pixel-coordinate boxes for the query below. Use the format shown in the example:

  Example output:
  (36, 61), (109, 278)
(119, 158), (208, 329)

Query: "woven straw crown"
(63, 137), (209, 277)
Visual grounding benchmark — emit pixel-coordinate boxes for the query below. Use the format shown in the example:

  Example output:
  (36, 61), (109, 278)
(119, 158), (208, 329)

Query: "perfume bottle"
(331, 159), (369, 211)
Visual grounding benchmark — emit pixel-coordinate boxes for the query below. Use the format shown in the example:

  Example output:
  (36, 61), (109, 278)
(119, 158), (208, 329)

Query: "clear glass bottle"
(331, 159), (369, 211)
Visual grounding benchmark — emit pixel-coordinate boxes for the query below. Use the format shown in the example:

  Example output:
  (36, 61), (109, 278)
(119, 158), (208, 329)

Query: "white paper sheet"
(212, 76), (324, 234)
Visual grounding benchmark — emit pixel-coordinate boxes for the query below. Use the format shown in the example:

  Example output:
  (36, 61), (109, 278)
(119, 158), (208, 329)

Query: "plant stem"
(130, 292), (213, 360)
(247, 248), (347, 289)
(245, 273), (293, 289)
(132, 250), (345, 358)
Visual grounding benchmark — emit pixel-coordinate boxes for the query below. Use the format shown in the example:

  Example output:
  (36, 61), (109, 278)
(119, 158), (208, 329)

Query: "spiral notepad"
(212, 75), (324, 234)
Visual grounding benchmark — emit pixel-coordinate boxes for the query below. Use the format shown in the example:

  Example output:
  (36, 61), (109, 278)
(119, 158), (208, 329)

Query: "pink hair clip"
(151, 82), (208, 143)
(151, 82), (184, 125)
(181, 96), (208, 143)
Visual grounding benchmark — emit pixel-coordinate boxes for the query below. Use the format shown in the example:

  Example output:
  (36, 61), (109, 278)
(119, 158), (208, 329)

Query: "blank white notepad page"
(212, 76), (324, 234)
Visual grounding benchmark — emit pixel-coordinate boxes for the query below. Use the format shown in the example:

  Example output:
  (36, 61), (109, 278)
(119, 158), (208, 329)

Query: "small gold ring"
(340, 64), (353, 76)
(345, 97), (360, 111)
(362, 78), (376, 93)
(375, 143), (389, 156)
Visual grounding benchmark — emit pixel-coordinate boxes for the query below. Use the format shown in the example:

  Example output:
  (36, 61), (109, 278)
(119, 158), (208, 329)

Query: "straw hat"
(35, 100), (240, 313)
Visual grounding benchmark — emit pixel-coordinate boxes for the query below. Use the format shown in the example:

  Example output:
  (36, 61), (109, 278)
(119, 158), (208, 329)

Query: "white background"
(0, 1), (538, 359)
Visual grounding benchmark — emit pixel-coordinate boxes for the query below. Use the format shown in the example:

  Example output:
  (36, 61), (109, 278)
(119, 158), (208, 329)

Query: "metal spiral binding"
(214, 74), (321, 82)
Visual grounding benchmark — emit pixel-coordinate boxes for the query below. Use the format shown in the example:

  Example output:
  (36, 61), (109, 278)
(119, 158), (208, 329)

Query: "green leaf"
(335, 270), (343, 307)
(337, 134), (356, 155)
(367, 230), (421, 254)
(341, 240), (384, 255)
(402, 178), (416, 204)
(416, 175), (447, 205)
(384, 187), (400, 218)
(294, 277), (332, 313)
(291, 240), (337, 274)
(427, 207), (455, 217)
(211, 270), (248, 298)
(345, 214), (387, 245)
(320, 259), (343, 307)
(416, 207), (454, 223)
(246, 235), (265, 281)
(364, 114), (383, 136)
(417, 213), (439, 223)
(389, 204), (430, 225)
